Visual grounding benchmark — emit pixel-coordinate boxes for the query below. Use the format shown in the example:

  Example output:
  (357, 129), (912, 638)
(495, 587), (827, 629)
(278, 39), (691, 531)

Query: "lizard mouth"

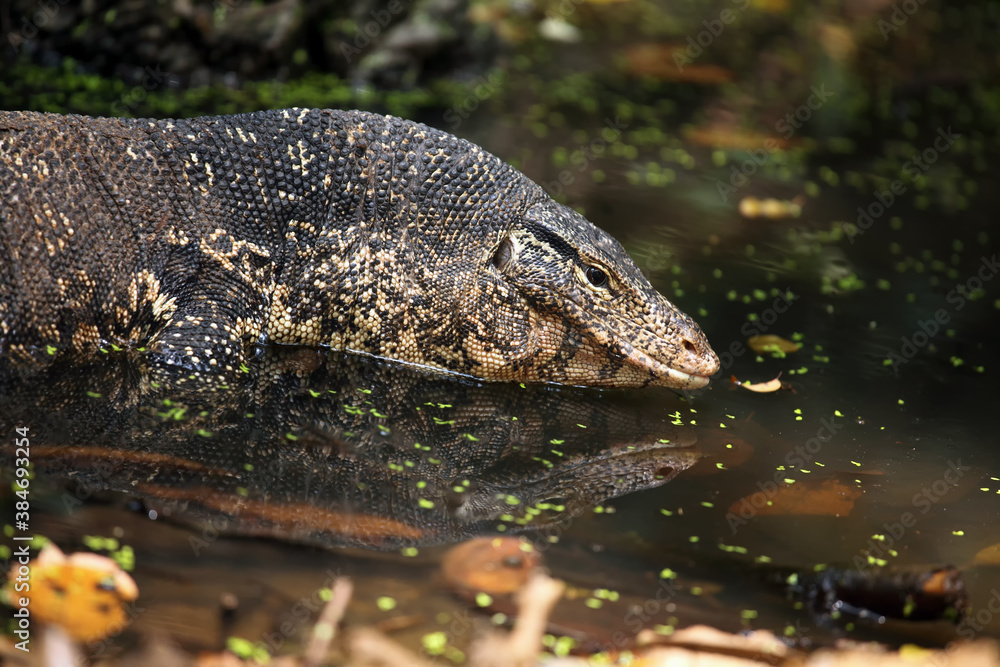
(617, 337), (713, 389)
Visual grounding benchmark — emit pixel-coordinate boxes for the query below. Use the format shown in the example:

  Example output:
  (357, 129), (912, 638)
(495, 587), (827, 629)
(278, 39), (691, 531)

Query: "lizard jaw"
(617, 336), (714, 389)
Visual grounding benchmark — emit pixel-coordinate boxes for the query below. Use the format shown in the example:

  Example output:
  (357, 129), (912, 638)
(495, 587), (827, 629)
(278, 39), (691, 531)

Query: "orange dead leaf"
(442, 537), (542, 595)
(5, 543), (138, 643)
(730, 374), (786, 393)
(728, 478), (862, 517)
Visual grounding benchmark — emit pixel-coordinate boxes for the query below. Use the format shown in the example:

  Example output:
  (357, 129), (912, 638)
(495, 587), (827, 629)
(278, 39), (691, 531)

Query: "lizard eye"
(490, 238), (513, 271)
(585, 266), (608, 288)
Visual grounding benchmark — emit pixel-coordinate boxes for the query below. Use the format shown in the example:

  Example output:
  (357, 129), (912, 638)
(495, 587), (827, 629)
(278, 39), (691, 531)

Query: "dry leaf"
(442, 537), (542, 594)
(5, 543), (139, 643)
(730, 374), (785, 392)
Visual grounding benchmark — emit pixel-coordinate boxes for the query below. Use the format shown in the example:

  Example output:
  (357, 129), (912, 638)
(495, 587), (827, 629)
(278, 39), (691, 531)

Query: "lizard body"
(0, 108), (719, 388)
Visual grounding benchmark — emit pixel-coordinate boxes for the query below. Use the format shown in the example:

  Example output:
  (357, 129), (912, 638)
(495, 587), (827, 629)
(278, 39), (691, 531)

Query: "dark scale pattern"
(0, 108), (720, 388)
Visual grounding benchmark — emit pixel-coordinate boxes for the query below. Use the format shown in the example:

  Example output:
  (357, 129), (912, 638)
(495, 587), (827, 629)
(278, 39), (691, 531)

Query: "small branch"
(469, 571), (567, 667)
(303, 577), (353, 667)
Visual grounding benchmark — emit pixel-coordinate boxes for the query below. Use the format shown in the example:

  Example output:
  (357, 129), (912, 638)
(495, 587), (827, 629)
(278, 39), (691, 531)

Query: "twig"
(468, 571), (567, 667)
(303, 577), (353, 667)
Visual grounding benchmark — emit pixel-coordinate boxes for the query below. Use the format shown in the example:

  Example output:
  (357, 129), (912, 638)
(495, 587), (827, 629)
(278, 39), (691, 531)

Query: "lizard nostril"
(682, 339), (696, 354)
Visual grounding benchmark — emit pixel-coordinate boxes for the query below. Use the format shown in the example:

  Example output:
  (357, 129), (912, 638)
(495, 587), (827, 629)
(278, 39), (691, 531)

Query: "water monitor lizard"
(0, 108), (720, 388)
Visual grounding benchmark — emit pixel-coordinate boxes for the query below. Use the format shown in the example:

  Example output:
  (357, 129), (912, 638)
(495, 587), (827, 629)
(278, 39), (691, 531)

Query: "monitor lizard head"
(306, 112), (720, 390)
(459, 188), (720, 389)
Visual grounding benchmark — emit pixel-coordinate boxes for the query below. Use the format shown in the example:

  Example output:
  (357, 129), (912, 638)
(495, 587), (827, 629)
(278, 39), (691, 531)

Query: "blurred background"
(3, 0), (1000, 664)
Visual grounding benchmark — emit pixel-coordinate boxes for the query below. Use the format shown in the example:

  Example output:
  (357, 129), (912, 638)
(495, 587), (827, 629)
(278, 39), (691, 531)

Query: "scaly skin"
(0, 108), (719, 388)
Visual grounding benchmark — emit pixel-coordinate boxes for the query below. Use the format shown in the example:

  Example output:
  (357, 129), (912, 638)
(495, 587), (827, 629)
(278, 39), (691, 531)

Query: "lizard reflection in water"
(0, 349), (702, 550)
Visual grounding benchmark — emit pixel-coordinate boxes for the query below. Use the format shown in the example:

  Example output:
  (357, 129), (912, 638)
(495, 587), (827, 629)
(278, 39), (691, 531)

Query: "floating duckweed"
(422, 631), (448, 655)
(401, 547), (419, 557)
(552, 635), (576, 657)
(226, 637), (269, 663)
(376, 596), (397, 611)
(718, 544), (748, 554)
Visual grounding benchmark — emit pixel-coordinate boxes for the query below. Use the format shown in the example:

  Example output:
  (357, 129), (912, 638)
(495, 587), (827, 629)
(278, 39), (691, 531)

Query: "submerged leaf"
(747, 335), (802, 354)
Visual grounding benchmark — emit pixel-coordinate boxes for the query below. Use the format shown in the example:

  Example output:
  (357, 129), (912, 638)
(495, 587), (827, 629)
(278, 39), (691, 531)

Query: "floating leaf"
(747, 335), (802, 354)
(730, 374), (786, 393)
(442, 537), (541, 594)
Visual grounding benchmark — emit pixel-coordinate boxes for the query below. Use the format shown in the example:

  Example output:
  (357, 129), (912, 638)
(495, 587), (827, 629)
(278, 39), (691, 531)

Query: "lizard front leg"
(145, 243), (272, 385)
